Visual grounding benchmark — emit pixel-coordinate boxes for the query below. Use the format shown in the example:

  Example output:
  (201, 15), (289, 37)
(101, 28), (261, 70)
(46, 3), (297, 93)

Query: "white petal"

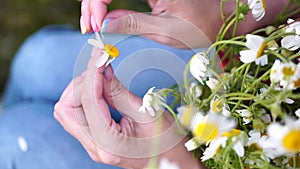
(206, 77), (219, 90)
(255, 55), (268, 66)
(105, 58), (115, 67)
(239, 50), (256, 64)
(281, 35), (300, 51)
(18, 136), (28, 152)
(159, 158), (180, 169)
(185, 138), (199, 151)
(87, 39), (104, 49)
(246, 34), (264, 50)
(233, 140), (245, 157)
(284, 98), (294, 104)
(95, 52), (109, 68)
(295, 109), (300, 118)
(147, 107), (156, 117)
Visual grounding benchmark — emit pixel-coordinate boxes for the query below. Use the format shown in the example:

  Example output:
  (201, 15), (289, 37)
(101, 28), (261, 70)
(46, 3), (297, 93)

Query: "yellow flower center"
(282, 129), (300, 153)
(104, 44), (120, 58)
(222, 129), (241, 137)
(192, 122), (219, 143)
(262, 0), (267, 10)
(211, 99), (222, 113)
(256, 41), (266, 58)
(282, 66), (295, 77)
(182, 107), (193, 128)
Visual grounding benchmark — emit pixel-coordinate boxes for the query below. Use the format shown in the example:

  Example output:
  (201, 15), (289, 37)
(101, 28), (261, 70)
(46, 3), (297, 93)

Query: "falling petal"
(18, 136), (28, 152)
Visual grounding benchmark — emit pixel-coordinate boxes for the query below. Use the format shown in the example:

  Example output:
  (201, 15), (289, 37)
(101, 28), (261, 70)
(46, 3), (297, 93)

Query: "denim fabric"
(0, 25), (199, 169)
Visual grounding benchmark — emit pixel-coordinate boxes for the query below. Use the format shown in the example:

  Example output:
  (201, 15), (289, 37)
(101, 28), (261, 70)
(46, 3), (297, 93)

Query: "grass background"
(0, 0), (149, 97)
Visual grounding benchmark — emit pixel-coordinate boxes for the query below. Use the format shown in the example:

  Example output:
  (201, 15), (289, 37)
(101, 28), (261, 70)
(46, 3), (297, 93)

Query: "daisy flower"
(88, 32), (120, 68)
(210, 96), (231, 117)
(281, 19), (300, 51)
(189, 52), (210, 85)
(247, 130), (279, 160)
(202, 129), (247, 161)
(263, 119), (300, 155)
(189, 82), (203, 98)
(239, 34), (268, 66)
(248, 0), (267, 21)
(177, 105), (197, 129)
(190, 112), (236, 144)
(286, 18), (300, 35)
(139, 87), (165, 117)
(271, 61), (300, 90)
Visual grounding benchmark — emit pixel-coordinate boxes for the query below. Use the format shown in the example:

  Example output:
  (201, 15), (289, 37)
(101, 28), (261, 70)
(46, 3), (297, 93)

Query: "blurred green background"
(0, 0), (149, 98)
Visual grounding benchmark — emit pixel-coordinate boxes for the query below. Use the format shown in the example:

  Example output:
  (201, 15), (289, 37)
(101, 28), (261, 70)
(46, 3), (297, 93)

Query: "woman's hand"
(81, 0), (220, 48)
(54, 48), (204, 169)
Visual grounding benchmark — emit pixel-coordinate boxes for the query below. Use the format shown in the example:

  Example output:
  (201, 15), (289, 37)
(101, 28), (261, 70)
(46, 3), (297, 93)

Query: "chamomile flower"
(270, 59), (281, 83)
(201, 136), (227, 161)
(190, 112), (236, 144)
(286, 18), (300, 35)
(272, 61), (300, 90)
(189, 52), (210, 85)
(210, 96), (231, 117)
(177, 105), (197, 129)
(236, 109), (252, 125)
(264, 119), (300, 155)
(247, 130), (278, 160)
(239, 34), (268, 66)
(190, 82), (203, 98)
(248, 0), (267, 21)
(88, 32), (120, 68)
(139, 87), (165, 117)
(281, 19), (300, 51)
(202, 129), (247, 161)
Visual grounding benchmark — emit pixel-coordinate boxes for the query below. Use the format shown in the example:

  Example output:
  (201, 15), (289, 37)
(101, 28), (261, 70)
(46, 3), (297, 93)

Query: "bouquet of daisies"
(140, 0), (300, 168)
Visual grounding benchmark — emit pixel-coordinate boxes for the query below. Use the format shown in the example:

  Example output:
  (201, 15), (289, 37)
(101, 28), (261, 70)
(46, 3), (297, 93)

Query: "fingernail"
(91, 15), (100, 32)
(101, 19), (111, 33)
(80, 16), (87, 34)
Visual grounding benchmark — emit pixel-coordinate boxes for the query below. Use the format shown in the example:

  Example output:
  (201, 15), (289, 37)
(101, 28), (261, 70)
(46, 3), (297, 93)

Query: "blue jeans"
(0, 25), (197, 169)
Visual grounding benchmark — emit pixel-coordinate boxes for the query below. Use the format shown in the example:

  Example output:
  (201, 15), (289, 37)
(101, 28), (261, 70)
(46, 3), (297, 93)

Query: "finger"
(105, 9), (159, 35)
(81, 0), (92, 33)
(103, 65), (155, 123)
(90, 0), (112, 32)
(105, 10), (211, 48)
(81, 55), (121, 135)
(59, 72), (86, 107)
(54, 105), (100, 162)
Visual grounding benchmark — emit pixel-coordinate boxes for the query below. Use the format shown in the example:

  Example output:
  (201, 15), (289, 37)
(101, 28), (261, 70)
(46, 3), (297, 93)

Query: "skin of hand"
(80, 0), (293, 49)
(54, 48), (205, 169)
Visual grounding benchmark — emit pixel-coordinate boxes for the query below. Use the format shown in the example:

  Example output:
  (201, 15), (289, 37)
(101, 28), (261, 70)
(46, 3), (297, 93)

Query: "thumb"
(103, 66), (156, 123)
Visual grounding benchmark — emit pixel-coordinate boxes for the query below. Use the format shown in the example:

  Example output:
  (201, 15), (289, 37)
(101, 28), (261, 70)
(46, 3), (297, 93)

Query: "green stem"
(288, 52), (300, 61)
(241, 64), (251, 91)
(267, 50), (287, 62)
(206, 40), (245, 56)
(232, 0), (241, 37)
(265, 32), (295, 42)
